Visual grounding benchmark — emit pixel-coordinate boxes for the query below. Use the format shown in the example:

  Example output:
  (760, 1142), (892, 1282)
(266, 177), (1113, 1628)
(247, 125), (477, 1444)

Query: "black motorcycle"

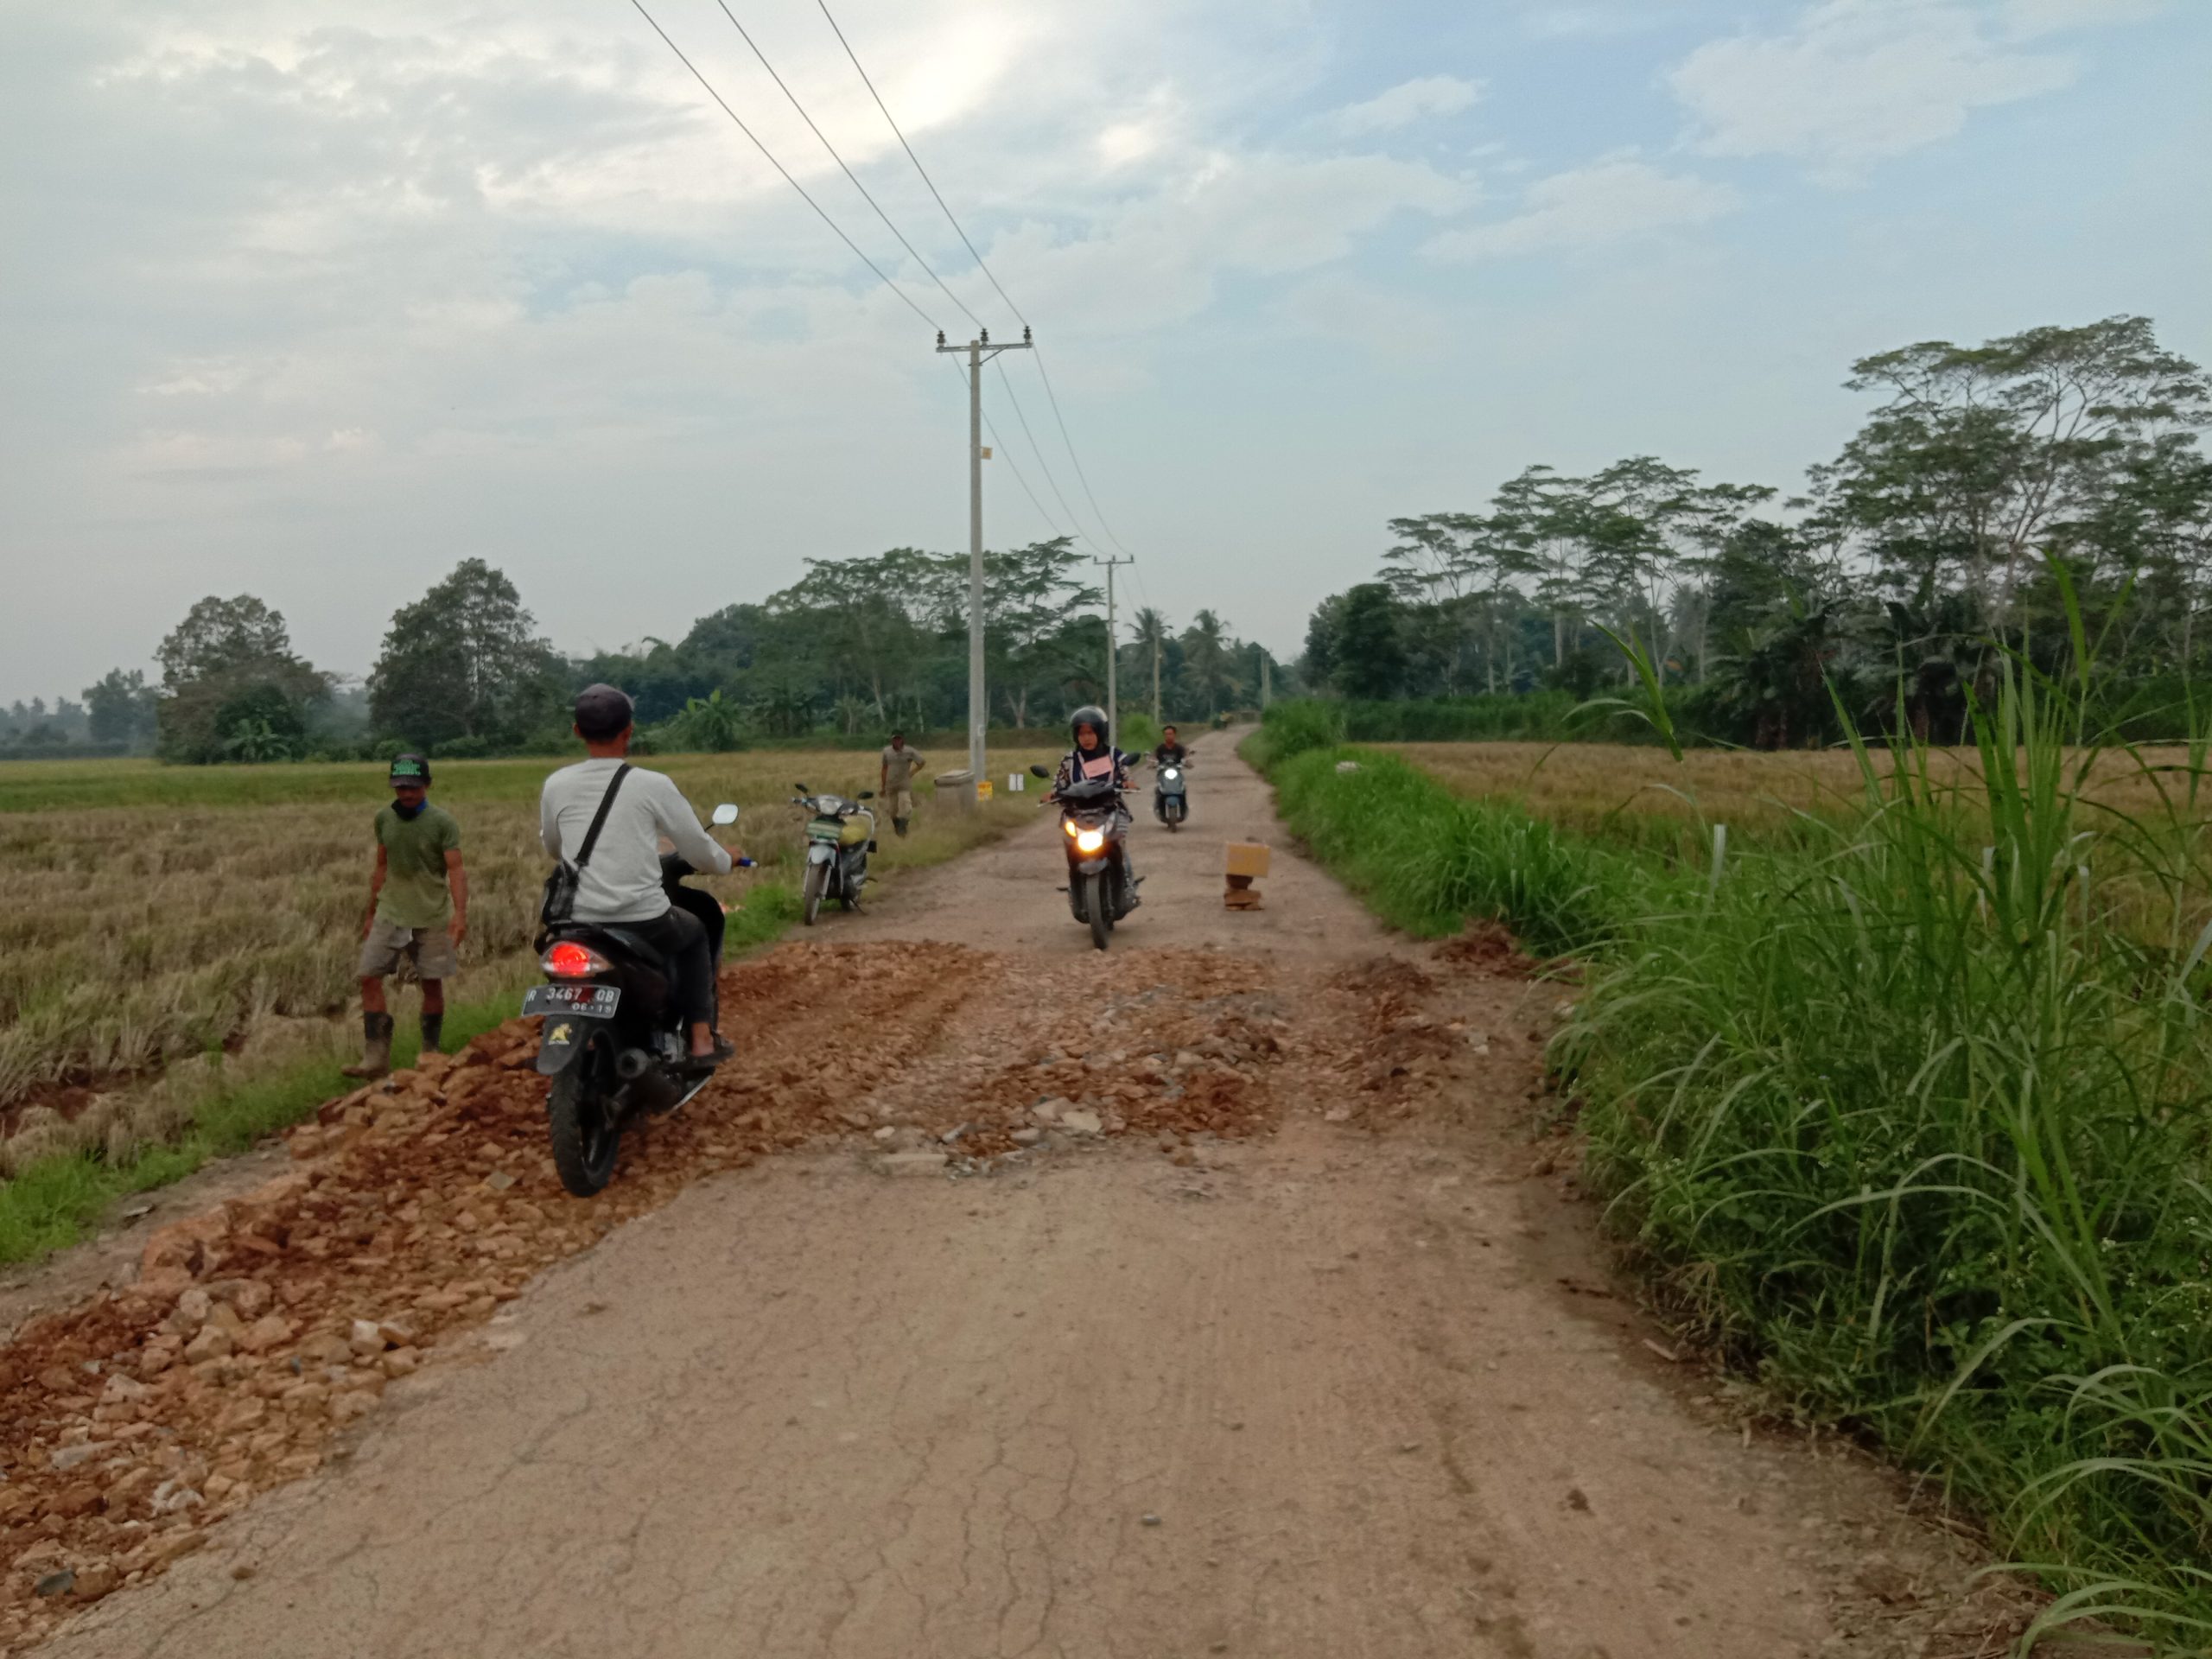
(1031, 765), (1136, 951)
(791, 785), (877, 925)
(525, 802), (740, 1196)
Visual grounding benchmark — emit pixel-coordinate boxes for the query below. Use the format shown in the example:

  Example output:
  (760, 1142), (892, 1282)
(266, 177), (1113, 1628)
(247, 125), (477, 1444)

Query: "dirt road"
(19, 733), (2003, 1657)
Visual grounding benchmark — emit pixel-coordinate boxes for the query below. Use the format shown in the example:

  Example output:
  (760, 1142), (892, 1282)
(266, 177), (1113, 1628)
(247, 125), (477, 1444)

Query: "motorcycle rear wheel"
(1085, 870), (1112, 951)
(547, 1054), (620, 1197)
(802, 861), (827, 926)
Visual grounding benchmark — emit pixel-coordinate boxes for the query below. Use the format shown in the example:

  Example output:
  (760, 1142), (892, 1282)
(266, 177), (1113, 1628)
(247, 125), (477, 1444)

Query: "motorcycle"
(792, 784), (877, 925)
(525, 802), (742, 1197)
(1030, 764), (1137, 951)
(1154, 755), (1192, 830)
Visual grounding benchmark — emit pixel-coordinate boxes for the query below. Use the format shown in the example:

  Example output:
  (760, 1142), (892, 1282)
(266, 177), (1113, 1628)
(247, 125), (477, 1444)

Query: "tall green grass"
(1252, 672), (2212, 1650)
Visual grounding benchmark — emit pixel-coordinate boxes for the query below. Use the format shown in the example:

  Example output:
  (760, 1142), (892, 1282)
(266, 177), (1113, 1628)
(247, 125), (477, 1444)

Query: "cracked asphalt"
(29, 733), (1957, 1657)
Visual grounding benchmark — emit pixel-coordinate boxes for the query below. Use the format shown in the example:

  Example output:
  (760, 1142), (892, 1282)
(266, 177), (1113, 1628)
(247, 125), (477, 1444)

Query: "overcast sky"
(3, 0), (2208, 704)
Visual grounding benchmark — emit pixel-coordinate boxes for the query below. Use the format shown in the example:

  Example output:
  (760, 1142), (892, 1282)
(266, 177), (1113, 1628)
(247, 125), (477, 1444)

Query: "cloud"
(1521, 4), (1682, 39)
(1328, 74), (1483, 135)
(1422, 157), (1737, 263)
(2003, 0), (2169, 36)
(1667, 0), (2079, 178)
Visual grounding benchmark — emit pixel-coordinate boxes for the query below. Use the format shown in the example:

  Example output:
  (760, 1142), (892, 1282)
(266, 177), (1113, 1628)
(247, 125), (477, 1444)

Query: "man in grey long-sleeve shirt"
(539, 683), (740, 1065)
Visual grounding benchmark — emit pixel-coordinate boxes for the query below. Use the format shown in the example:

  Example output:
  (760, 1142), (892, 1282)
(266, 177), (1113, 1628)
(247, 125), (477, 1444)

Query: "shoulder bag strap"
(573, 764), (632, 869)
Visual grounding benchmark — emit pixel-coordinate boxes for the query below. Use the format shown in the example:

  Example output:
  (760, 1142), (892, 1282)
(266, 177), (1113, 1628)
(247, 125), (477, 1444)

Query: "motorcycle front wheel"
(547, 1051), (620, 1197)
(1085, 870), (1112, 951)
(802, 861), (827, 926)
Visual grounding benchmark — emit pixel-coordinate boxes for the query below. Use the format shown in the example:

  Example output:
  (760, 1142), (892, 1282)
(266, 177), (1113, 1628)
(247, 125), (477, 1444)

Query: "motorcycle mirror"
(1029, 765), (1051, 779)
(792, 782), (810, 794)
(858, 790), (875, 800)
(710, 803), (739, 826)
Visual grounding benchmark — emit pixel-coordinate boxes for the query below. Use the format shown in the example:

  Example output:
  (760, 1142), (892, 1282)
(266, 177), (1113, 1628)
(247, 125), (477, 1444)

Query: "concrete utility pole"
(1262, 655), (1272, 709)
(1094, 555), (1134, 745)
(1152, 626), (1162, 728)
(934, 325), (1032, 789)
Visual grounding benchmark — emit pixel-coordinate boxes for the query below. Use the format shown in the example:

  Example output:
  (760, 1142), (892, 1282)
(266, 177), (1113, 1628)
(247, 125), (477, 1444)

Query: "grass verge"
(1248, 684), (2212, 1653)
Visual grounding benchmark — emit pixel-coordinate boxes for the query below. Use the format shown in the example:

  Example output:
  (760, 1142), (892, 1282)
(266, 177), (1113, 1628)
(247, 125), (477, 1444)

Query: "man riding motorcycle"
(537, 683), (741, 1069)
(1051, 704), (1141, 905)
(1154, 724), (1188, 768)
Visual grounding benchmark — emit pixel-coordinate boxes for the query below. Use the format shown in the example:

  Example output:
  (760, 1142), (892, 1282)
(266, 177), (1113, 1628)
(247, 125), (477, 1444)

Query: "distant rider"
(1154, 724), (1188, 768)
(1052, 704), (1141, 904)
(539, 684), (742, 1069)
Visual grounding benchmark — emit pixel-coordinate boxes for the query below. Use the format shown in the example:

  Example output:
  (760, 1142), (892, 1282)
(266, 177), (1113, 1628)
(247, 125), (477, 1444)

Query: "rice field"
(1389, 740), (2212, 854)
(0, 749), (1053, 1150)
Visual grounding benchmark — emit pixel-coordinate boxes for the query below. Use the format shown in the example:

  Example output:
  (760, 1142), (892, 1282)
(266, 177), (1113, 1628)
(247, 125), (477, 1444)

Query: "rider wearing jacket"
(1052, 705), (1141, 900)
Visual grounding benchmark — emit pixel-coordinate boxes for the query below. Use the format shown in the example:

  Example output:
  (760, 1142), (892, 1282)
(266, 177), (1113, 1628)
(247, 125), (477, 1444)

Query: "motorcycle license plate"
(522, 984), (620, 1018)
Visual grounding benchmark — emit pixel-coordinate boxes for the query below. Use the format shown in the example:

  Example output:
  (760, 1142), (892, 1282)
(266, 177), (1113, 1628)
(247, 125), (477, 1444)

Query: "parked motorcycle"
(1031, 764), (1136, 951)
(1154, 755), (1192, 830)
(525, 802), (741, 1197)
(792, 784), (877, 925)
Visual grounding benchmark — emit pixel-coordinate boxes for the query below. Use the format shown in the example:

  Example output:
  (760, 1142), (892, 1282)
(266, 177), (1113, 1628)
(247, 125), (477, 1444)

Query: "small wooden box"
(1224, 842), (1272, 879)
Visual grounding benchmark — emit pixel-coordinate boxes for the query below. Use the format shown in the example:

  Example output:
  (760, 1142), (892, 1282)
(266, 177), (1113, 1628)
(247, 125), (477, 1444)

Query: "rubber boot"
(342, 1012), (394, 1078)
(893, 817), (909, 837)
(419, 1011), (444, 1057)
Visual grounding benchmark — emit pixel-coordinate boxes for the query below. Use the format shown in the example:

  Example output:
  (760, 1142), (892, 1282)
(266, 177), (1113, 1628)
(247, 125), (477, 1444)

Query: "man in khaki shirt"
(880, 732), (925, 836)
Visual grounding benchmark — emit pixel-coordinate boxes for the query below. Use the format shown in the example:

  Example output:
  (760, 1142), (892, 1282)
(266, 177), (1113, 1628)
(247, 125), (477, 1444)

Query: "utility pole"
(1262, 655), (1272, 709)
(934, 325), (1032, 791)
(1094, 555), (1134, 745)
(1151, 626), (1162, 728)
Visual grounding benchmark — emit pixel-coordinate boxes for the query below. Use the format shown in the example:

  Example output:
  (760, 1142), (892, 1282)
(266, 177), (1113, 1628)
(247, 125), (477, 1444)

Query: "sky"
(3, 0), (2209, 704)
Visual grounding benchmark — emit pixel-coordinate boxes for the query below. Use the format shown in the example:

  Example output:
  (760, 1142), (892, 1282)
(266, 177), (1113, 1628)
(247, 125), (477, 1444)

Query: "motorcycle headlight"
(1163, 768), (1179, 780)
(1074, 828), (1107, 855)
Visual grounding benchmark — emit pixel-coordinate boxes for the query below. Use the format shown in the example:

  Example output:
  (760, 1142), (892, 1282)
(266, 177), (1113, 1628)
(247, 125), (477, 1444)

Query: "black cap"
(573, 683), (636, 741)
(388, 752), (431, 785)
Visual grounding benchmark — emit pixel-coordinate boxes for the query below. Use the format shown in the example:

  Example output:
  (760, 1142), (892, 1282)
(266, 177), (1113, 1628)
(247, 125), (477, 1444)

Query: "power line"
(812, 0), (1140, 560)
(629, 0), (941, 333)
(705, 0), (996, 337)
(944, 360), (1065, 544)
(994, 358), (1101, 553)
(812, 0), (1029, 329)
(1032, 346), (1140, 559)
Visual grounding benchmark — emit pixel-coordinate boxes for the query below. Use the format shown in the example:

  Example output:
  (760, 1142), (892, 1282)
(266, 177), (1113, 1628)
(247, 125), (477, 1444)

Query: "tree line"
(38, 543), (1287, 766)
(1299, 315), (2212, 747)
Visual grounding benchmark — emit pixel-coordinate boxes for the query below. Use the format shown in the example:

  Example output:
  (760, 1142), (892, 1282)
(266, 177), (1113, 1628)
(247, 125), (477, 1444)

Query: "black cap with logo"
(388, 752), (431, 786)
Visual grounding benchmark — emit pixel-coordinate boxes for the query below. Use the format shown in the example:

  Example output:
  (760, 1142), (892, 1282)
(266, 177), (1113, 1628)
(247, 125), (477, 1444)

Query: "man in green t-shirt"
(343, 753), (468, 1078)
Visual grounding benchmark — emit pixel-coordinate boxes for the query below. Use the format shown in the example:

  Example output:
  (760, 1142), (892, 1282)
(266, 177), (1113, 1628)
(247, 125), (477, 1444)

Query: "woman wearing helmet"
(1051, 704), (1142, 901)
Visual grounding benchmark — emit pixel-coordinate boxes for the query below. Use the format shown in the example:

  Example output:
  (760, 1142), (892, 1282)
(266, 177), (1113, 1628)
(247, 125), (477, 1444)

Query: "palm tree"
(1131, 607), (1170, 723)
(1179, 610), (1237, 719)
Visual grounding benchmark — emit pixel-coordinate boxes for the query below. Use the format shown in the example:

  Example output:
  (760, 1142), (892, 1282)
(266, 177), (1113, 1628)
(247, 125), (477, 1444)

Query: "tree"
(154, 594), (330, 763)
(1179, 610), (1239, 718)
(369, 560), (561, 749)
(1333, 584), (1408, 700)
(1827, 316), (2209, 620)
(83, 669), (158, 748)
(1301, 594), (1349, 692)
(1131, 607), (1172, 722)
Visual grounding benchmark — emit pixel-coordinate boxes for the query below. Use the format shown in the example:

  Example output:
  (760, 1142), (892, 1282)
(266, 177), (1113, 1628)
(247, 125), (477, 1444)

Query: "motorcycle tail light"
(1075, 828), (1107, 855)
(543, 941), (611, 978)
